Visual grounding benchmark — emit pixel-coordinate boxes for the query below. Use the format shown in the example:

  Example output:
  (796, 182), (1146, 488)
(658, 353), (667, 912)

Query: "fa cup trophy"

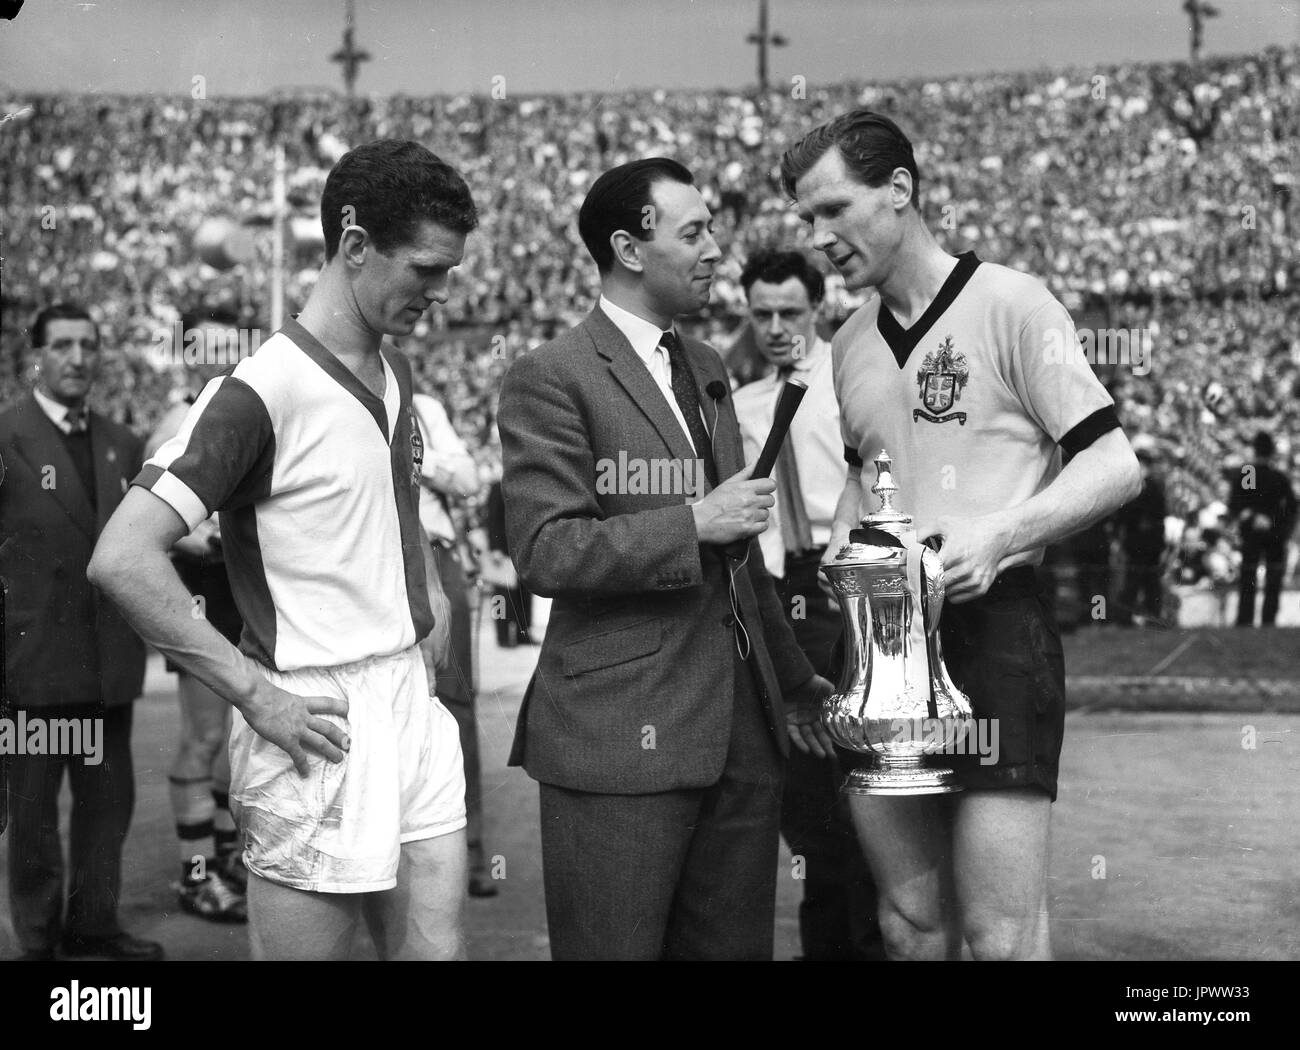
(820, 451), (973, 795)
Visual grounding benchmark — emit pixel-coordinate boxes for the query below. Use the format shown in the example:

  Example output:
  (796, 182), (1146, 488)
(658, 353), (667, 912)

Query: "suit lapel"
(12, 396), (96, 539)
(584, 307), (700, 469)
(686, 338), (740, 478)
(91, 416), (131, 532)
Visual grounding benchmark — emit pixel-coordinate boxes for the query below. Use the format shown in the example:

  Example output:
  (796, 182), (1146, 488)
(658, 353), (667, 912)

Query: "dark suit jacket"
(498, 306), (814, 794)
(0, 393), (146, 709)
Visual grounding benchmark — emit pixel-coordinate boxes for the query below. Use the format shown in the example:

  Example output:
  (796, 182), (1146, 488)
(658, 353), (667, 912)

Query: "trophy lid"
(862, 450), (912, 537)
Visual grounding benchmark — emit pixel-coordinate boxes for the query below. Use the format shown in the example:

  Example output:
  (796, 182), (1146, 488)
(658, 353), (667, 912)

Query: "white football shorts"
(229, 645), (466, 893)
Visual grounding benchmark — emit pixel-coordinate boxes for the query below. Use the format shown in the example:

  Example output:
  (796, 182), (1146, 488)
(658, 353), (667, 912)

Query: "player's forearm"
(422, 457), (480, 500)
(990, 429), (1141, 560)
(88, 544), (266, 712)
(829, 468), (865, 546)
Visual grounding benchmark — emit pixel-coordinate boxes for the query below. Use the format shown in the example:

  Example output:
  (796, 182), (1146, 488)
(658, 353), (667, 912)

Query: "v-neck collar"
(877, 251), (981, 369)
(282, 316), (394, 439)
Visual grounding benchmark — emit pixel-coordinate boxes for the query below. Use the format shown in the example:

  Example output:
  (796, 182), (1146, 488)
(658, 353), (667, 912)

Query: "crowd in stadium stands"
(3, 46), (1298, 606)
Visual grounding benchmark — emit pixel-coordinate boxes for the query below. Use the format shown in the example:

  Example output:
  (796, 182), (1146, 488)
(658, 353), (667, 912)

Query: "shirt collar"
(33, 387), (80, 432)
(599, 296), (675, 369)
(773, 336), (830, 380)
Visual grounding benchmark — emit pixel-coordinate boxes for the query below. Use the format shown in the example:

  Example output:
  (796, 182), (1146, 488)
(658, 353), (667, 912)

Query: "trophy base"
(841, 762), (964, 797)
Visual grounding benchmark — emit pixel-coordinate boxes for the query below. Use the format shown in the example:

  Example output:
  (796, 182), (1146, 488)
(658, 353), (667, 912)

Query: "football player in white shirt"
(91, 141), (477, 960)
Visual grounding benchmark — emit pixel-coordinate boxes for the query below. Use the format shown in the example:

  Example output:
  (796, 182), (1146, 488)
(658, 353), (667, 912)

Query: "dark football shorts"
(937, 566), (1066, 802)
(165, 556), (244, 673)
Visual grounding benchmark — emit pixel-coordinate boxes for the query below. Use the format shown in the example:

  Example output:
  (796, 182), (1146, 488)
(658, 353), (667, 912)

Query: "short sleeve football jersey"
(134, 318), (433, 671)
(833, 253), (1119, 567)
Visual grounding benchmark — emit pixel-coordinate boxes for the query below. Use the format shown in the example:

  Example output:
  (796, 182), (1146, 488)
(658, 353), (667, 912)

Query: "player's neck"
(876, 230), (959, 329)
(295, 279), (385, 377)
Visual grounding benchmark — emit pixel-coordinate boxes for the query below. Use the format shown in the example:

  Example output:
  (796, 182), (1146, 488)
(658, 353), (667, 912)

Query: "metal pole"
(271, 143), (286, 331)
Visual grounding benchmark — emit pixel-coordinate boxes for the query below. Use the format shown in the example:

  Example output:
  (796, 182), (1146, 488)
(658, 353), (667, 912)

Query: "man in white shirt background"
(732, 249), (882, 960)
(412, 390), (497, 898)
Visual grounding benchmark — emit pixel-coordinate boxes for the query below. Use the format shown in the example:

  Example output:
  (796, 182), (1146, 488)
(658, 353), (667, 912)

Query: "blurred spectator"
(144, 311), (249, 924)
(1229, 431), (1298, 626)
(1116, 444), (1170, 625)
(411, 389), (498, 898)
(1202, 528), (1240, 626)
(0, 48), (1297, 604)
(0, 303), (162, 960)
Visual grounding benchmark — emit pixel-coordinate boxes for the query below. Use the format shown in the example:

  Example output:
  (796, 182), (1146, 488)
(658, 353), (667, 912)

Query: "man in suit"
(0, 303), (161, 960)
(732, 248), (882, 960)
(498, 158), (836, 960)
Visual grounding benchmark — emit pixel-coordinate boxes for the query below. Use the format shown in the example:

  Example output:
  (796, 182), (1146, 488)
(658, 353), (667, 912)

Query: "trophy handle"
(919, 545), (946, 634)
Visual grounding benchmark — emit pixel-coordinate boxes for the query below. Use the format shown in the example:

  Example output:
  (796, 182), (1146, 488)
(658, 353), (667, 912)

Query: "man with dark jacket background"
(0, 303), (160, 960)
(1231, 431), (1297, 627)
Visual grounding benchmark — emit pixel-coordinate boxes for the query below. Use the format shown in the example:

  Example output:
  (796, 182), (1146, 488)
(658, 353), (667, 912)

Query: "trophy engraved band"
(820, 451), (974, 795)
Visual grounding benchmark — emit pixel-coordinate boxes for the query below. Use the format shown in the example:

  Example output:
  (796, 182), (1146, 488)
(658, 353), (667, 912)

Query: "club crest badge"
(914, 335), (970, 425)
(409, 409), (424, 487)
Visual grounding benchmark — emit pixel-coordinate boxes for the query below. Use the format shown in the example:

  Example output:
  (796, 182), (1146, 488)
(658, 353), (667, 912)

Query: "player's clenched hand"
(918, 515), (1012, 604)
(690, 464), (776, 545)
(818, 523), (853, 598)
(242, 683), (350, 777)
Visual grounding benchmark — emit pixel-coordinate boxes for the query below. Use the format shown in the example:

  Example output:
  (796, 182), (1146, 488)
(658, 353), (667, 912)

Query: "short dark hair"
(578, 158), (694, 275)
(320, 140), (478, 261)
(740, 249), (825, 306)
(31, 303), (97, 349)
(779, 109), (921, 209)
(1253, 431), (1276, 459)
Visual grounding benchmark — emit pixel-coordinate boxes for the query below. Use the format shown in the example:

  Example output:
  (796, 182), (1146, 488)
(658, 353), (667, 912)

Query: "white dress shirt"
(732, 337), (846, 578)
(33, 386), (84, 434)
(599, 296), (702, 452)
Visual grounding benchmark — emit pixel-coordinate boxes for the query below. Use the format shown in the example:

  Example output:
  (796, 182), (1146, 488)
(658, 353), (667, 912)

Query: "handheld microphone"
(724, 376), (808, 561)
(751, 377), (808, 480)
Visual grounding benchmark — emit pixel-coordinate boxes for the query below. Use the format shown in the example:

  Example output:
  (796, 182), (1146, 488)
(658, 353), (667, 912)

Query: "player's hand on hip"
(690, 463), (776, 545)
(919, 515), (1011, 604)
(243, 684), (350, 777)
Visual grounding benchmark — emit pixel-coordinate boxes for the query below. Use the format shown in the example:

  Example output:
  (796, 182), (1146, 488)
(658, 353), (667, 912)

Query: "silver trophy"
(820, 451), (974, 795)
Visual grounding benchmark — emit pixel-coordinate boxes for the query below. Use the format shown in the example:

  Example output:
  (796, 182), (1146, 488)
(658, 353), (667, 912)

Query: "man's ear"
(890, 168), (914, 212)
(609, 230), (645, 274)
(339, 225), (371, 267)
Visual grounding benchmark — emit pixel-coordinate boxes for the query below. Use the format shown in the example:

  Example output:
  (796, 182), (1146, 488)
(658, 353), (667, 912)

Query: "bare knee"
(174, 729), (225, 777)
(878, 898), (954, 962)
(964, 908), (1050, 961)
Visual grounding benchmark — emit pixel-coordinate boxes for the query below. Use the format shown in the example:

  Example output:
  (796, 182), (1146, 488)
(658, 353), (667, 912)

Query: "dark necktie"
(773, 367), (813, 555)
(58, 403), (97, 506)
(660, 330), (718, 488)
